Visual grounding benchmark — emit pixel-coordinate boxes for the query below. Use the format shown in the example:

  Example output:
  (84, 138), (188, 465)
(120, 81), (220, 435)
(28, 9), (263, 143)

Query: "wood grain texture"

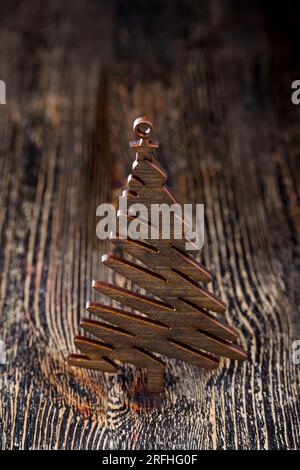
(0, 0), (299, 449)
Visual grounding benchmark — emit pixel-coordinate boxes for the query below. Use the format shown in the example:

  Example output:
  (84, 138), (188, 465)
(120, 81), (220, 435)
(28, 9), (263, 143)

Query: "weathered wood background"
(0, 0), (299, 450)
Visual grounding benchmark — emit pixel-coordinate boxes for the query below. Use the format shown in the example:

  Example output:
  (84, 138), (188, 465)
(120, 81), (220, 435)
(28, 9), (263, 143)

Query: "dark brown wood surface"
(0, 0), (299, 449)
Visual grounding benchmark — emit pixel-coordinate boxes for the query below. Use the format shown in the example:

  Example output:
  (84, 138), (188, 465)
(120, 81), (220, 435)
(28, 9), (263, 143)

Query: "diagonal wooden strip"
(67, 354), (117, 372)
(69, 337), (165, 392)
(87, 302), (169, 331)
(74, 335), (114, 353)
(117, 211), (201, 256)
(93, 280), (174, 313)
(111, 233), (212, 283)
(80, 318), (135, 344)
(86, 302), (246, 360)
(68, 336), (117, 372)
(177, 298), (238, 341)
(92, 282), (238, 341)
(175, 328), (247, 360)
(165, 339), (219, 368)
(80, 317), (219, 369)
(102, 253), (227, 313)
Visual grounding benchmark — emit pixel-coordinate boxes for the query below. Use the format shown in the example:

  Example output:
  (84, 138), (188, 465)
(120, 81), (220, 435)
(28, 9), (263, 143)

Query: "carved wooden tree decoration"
(68, 116), (247, 392)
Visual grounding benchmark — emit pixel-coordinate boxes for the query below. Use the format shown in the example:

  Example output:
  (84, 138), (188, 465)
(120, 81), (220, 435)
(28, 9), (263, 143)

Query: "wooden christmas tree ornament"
(68, 116), (247, 392)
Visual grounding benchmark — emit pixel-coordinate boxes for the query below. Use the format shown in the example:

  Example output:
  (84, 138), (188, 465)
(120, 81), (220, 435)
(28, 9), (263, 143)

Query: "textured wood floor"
(0, 0), (299, 449)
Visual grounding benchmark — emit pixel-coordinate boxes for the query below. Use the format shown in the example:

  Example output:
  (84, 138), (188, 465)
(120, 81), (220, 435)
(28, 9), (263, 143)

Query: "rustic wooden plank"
(0, 0), (299, 450)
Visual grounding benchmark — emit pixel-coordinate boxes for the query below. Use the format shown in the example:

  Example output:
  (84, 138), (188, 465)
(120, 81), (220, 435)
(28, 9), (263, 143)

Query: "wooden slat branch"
(68, 116), (247, 391)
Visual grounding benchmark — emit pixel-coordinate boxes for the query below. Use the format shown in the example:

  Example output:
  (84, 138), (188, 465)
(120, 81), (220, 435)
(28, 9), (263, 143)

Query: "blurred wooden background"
(0, 0), (299, 449)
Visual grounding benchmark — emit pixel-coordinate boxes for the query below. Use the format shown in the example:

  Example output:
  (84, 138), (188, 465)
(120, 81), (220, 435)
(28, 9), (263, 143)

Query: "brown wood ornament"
(68, 116), (247, 392)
